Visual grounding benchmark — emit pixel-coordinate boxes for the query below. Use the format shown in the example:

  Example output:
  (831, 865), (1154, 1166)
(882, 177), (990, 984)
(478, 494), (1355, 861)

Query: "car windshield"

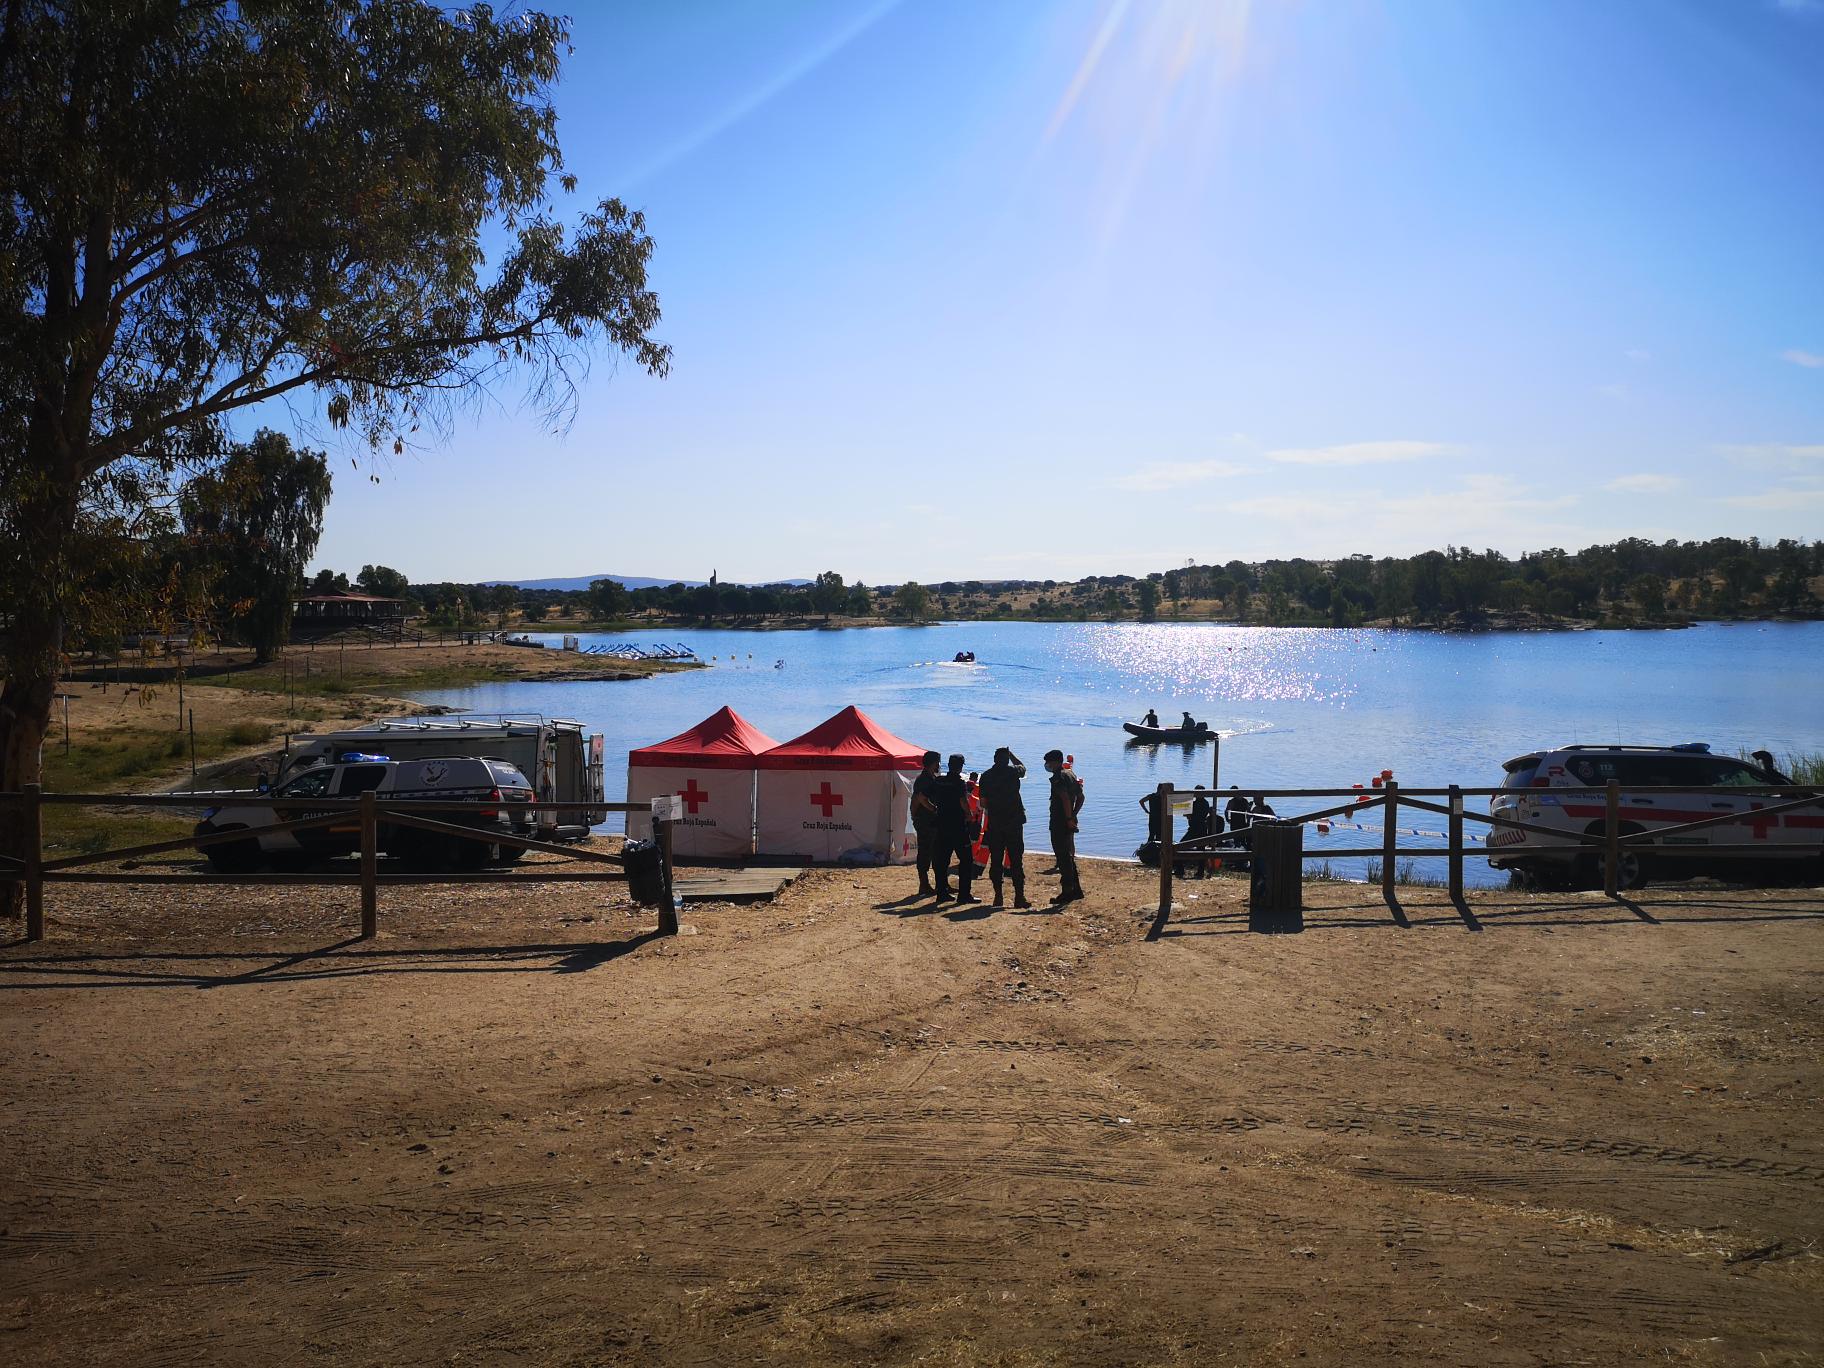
(282, 770), (332, 798)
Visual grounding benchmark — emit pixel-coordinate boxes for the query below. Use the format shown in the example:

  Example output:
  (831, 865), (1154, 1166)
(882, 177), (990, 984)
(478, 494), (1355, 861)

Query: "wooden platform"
(672, 867), (800, 903)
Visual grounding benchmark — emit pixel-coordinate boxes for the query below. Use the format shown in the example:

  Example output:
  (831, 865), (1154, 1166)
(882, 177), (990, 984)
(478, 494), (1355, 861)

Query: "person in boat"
(1181, 710), (1197, 732)
(1142, 708), (1159, 728)
(953, 650), (975, 663)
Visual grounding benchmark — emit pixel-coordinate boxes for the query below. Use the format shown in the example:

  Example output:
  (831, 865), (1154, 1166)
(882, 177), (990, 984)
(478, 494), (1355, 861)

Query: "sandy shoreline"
(3, 863), (1820, 1364)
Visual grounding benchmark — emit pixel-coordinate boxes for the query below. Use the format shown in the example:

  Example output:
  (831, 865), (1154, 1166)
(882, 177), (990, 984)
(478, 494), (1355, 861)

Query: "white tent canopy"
(625, 706), (779, 858)
(753, 706), (925, 864)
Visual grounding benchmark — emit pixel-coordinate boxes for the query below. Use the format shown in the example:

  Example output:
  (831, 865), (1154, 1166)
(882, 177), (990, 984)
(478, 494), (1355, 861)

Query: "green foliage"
(587, 578), (632, 620)
(892, 582), (931, 621)
(811, 571), (847, 617)
(181, 431), (333, 661)
(0, 0), (670, 798)
(356, 565), (410, 599)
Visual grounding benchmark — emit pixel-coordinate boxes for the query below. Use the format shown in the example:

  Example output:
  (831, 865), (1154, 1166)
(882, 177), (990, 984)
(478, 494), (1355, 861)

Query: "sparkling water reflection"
(407, 621), (1823, 887)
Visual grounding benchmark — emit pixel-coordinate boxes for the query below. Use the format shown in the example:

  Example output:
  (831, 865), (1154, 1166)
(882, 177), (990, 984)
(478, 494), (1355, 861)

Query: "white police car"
(194, 754), (534, 872)
(1487, 743), (1820, 890)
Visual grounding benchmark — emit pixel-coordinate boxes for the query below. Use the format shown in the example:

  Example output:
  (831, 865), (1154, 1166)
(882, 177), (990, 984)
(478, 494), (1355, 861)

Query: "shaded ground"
(3, 864), (1821, 1365)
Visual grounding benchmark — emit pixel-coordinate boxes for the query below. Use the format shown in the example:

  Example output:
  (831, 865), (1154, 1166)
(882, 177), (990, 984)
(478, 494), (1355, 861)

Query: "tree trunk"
(0, 615), (61, 922)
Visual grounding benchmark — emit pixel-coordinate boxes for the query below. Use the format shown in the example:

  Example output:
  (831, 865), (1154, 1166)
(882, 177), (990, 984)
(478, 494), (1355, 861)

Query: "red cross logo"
(810, 782), (844, 817)
(679, 779), (710, 815)
(1747, 802), (1776, 841)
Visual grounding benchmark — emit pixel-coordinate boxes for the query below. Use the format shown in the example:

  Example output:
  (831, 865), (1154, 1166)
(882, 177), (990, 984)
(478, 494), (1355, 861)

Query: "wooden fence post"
(23, 783), (44, 942)
(1604, 780), (1620, 897)
(359, 789), (378, 938)
(1447, 785), (1464, 901)
(1156, 783), (1174, 918)
(1381, 780), (1398, 899)
(656, 813), (679, 935)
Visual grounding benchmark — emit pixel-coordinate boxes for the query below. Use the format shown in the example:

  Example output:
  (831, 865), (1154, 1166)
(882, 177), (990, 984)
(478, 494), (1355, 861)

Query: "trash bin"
(1248, 820), (1303, 933)
(622, 838), (667, 907)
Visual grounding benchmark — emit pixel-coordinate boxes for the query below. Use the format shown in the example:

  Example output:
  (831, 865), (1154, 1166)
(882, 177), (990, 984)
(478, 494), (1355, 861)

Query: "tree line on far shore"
(294, 535), (1821, 634)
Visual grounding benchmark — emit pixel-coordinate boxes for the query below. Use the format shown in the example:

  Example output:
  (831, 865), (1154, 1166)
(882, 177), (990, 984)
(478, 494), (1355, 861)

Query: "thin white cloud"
(1264, 440), (1451, 467)
(1781, 348), (1824, 369)
(1113, 458), (1246, 492)
(1624, 348), (1652, 363)
(1217, 474), (1578, 548)
(1718, 442), (1824, 470)
(1775, 0), (1823, 16)
(1723, 485), (1824, 511)
(1595, 382), (1629, 401)
(1603, 473), (1683, 494)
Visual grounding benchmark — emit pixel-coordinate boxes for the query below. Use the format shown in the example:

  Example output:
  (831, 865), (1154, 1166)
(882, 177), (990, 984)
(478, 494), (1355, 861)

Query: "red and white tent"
(754, 706), (925, 864)
(625, 706), (779, 857)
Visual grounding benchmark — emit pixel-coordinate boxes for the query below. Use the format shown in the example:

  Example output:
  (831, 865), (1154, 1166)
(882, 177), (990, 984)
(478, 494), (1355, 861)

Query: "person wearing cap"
(1044, 750), (1085, 902)
(976, 747), (1029, 908)
(1224, 787), (1253, 845)
(930, 753), (976, 903)
(910, 750), (943, 896)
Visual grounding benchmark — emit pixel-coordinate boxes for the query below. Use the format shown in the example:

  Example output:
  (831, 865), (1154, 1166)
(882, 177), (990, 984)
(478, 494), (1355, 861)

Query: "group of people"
(1138, 708), (1200, 731)
(1138, 785), (1276, 877)
(910, 747), (1086, 907)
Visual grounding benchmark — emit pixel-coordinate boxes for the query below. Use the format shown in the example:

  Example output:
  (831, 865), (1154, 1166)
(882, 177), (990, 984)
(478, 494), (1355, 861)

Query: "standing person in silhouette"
(977, 747), (1030, 908)
(931, 753), (975, 904)
(1045, 750), (1086, 903)
(910, 750), (942, 896)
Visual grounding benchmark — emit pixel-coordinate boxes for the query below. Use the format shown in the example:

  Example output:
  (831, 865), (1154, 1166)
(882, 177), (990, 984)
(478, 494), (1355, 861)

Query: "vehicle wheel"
(1577, 824), (1648, 891)
(201, 828), (263, 874)
(496, 842), (526, 865)
(455, 836), (494, 871)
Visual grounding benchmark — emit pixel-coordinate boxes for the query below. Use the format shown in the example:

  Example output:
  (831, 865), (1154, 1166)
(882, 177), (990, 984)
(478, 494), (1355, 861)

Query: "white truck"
(280, 714), (605, 839)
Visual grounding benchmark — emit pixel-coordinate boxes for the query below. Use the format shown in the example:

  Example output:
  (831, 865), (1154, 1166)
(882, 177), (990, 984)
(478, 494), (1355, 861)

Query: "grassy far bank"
(30, 639), (693, 858)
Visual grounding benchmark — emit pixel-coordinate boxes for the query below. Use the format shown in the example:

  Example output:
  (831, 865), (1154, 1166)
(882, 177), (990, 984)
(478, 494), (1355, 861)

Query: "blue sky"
(305, 0), (1824, 584)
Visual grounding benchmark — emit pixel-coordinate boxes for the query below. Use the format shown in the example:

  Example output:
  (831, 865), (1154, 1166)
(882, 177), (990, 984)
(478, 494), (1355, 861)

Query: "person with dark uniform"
(976, 747), (1029, 908)
(1142, 708), (1159, 728)
(931, 753), (976, 903)
(910, 750), (942, 895)
(1186, 786), (1214, 877)
(1225, 788), (1253, 848)
(1138, 789), (1169, 845)
(1045, 750), (1085, 903)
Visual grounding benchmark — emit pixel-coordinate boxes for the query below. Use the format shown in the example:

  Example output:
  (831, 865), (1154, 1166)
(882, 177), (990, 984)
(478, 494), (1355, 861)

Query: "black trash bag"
(623, 838), (667, 907)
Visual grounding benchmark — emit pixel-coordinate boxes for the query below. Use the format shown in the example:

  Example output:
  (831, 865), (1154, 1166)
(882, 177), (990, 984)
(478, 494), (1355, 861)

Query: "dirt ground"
(3, 862), (1821, 1366)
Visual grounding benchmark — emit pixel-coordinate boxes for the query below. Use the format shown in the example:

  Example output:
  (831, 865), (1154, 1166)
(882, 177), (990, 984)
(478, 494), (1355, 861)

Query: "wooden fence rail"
(1151, 779), (1824, 928)
(0, 788), (675, 943)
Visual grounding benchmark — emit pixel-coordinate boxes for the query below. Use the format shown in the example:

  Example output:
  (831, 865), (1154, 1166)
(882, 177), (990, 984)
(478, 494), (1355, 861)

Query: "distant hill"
(482, 573), (811, 592)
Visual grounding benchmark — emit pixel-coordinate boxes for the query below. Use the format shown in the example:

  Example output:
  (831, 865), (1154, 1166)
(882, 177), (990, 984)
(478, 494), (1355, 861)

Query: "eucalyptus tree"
(179, 430), (333, 661)
(0, 1), (669, 898)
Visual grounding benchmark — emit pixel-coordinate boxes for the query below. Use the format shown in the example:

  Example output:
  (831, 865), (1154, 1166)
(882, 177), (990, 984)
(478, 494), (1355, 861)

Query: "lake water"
(408, 621), (1824, 885)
